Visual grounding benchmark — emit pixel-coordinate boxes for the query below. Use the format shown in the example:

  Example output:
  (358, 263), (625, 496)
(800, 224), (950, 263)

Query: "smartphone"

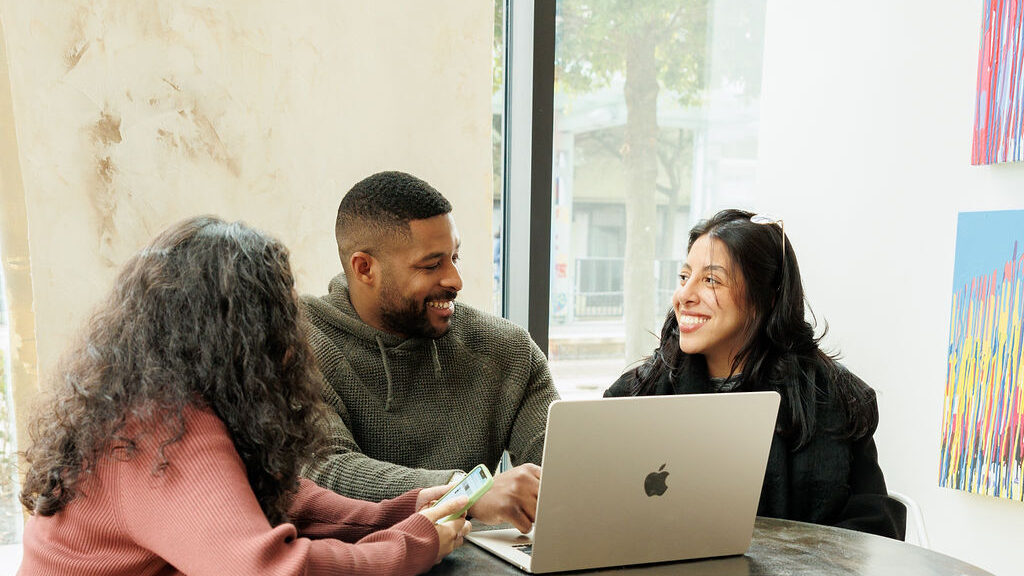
(431, 463), (494, 523)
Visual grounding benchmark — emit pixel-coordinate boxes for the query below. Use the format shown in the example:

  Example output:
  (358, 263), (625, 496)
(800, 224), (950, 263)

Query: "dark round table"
(426, 517), (994, 575)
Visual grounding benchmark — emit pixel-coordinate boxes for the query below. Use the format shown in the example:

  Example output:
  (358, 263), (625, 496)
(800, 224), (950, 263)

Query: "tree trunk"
(622, 30), (660, 364)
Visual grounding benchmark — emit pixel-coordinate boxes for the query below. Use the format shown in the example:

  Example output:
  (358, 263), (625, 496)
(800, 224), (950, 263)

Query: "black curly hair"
(20, 216), (328, 525)
(334, 171), (452, 273)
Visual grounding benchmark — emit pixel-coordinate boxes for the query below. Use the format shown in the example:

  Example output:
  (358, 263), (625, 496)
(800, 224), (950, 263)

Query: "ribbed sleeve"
(19, 408), (438, 576)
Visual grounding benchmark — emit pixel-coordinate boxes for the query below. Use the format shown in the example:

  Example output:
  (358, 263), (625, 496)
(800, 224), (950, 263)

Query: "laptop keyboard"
(513, 544), (534, 556)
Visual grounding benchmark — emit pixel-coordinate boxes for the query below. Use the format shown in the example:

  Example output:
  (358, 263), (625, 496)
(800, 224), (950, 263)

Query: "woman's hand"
(418, 496), (472, 564)
(415, 483), (454, 511)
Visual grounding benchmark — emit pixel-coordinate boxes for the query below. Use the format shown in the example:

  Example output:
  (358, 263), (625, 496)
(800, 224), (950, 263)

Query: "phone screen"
(435, 466), (489, 507)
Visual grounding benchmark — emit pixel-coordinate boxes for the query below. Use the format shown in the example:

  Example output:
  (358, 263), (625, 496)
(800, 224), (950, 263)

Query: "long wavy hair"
(629, 209), (876, 447)
(20, 216), (328, 525)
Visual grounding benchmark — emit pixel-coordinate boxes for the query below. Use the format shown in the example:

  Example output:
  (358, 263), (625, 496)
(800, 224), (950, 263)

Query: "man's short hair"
(335, 171), (452, 271)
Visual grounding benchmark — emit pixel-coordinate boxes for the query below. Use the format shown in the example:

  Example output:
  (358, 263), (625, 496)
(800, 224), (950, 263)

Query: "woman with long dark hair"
(19, 216), (470, 575)
(606, 209), (905, 539)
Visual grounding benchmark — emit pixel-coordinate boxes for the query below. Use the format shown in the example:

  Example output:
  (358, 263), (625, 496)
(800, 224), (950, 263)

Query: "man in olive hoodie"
(302, 171), (559, 533)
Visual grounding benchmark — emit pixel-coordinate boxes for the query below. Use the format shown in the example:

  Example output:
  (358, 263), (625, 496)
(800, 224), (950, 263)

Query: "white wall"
(755, 2), (1023, 574)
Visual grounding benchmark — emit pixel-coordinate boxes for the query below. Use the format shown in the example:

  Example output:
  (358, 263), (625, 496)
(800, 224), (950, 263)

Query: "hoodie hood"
(302, 273), (444, 410)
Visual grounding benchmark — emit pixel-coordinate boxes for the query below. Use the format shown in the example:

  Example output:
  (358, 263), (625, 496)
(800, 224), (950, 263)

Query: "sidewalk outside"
(548, 319), (639, 398)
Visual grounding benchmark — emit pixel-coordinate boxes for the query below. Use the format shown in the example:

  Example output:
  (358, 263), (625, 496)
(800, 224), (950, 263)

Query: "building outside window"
(545, 0), (767, 397)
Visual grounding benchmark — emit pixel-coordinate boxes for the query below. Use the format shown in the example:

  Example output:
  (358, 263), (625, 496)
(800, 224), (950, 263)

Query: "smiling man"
(301, 171), (559, 533)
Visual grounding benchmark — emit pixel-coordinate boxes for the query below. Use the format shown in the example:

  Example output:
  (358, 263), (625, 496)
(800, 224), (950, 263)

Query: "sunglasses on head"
(749, 213), (785, 268)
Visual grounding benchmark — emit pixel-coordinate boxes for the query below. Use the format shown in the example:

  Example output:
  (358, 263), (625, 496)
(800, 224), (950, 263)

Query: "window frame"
(501, 0), (555, 353)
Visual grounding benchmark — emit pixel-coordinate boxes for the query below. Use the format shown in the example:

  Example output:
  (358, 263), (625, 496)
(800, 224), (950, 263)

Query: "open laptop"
(466, 392), (780, 573)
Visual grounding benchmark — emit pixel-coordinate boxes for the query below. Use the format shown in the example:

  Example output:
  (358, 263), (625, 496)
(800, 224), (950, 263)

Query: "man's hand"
(467, 463), (540, 533)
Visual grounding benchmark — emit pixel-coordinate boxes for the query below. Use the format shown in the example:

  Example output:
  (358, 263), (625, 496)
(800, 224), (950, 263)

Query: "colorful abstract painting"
(939, 210), (1024, 500)
(971, 0), (1024, 165)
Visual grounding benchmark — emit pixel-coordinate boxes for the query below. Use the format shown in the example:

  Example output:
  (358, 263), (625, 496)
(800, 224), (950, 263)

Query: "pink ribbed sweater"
(18, 408), (438, 576)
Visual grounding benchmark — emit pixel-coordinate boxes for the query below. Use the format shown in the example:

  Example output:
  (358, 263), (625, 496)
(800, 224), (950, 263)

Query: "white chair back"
(888, 490), (930, 548)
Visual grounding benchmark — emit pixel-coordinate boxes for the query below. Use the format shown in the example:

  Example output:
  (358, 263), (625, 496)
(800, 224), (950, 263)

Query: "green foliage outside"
(556, 0), (710, 361)
(550, 0), (765, 360)
(556, 0), (710, 104)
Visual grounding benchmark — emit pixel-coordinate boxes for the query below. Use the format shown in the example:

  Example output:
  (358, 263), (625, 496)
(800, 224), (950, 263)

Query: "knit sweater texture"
(301, 273), (559, 502)
(605, 355), (906, 540)
(18, 407), (438, 576)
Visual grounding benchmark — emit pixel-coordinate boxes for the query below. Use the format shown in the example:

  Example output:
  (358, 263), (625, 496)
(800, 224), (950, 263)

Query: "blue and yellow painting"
(939, 210), (1024, 500)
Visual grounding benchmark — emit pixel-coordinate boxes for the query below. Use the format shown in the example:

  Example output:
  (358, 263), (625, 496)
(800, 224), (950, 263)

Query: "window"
(492, 0), (507, 314)
(0, 257), (20, 568)
(499, 0), (767, 398)
(548, 0), (767, 397)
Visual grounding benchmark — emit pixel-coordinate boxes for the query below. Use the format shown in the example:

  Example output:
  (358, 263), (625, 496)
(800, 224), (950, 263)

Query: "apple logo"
(644, 463), (669, 497)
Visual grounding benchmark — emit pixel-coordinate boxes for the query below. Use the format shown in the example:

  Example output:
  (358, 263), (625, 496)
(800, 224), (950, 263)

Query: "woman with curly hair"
(606, 209), (906, 540)
(18, 216), (470, 576)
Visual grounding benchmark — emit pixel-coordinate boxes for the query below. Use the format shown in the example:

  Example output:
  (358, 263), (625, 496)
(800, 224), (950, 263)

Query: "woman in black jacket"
(606, 209), (905, 539)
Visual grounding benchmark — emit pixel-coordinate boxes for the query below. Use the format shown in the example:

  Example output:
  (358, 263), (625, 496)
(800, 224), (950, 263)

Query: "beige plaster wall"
(0, 0), (495, 424)
(0, 13), (37, 488)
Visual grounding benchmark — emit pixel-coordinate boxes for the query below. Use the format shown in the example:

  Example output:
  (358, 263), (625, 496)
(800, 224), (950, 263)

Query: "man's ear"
(349, 252), (377, 286)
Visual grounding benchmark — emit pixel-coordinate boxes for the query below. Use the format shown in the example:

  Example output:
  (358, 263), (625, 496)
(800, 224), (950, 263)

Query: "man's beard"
(379, 281), (456, 339)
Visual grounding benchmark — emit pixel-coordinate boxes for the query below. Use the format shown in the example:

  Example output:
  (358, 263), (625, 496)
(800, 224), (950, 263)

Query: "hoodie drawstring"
(429, 339), (442, 380)
(376, 336), (396, 411)
(375, 336), (443, 412)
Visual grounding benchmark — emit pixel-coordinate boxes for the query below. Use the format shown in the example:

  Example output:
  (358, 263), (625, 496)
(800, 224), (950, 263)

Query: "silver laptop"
(466, 392), (780, 573)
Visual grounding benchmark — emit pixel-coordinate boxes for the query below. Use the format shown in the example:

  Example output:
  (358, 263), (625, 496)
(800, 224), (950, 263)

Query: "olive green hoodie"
(301, 273), (559, 502)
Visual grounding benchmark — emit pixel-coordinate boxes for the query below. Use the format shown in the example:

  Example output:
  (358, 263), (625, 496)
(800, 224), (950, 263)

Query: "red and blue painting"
(972, 0), (1024, 165)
